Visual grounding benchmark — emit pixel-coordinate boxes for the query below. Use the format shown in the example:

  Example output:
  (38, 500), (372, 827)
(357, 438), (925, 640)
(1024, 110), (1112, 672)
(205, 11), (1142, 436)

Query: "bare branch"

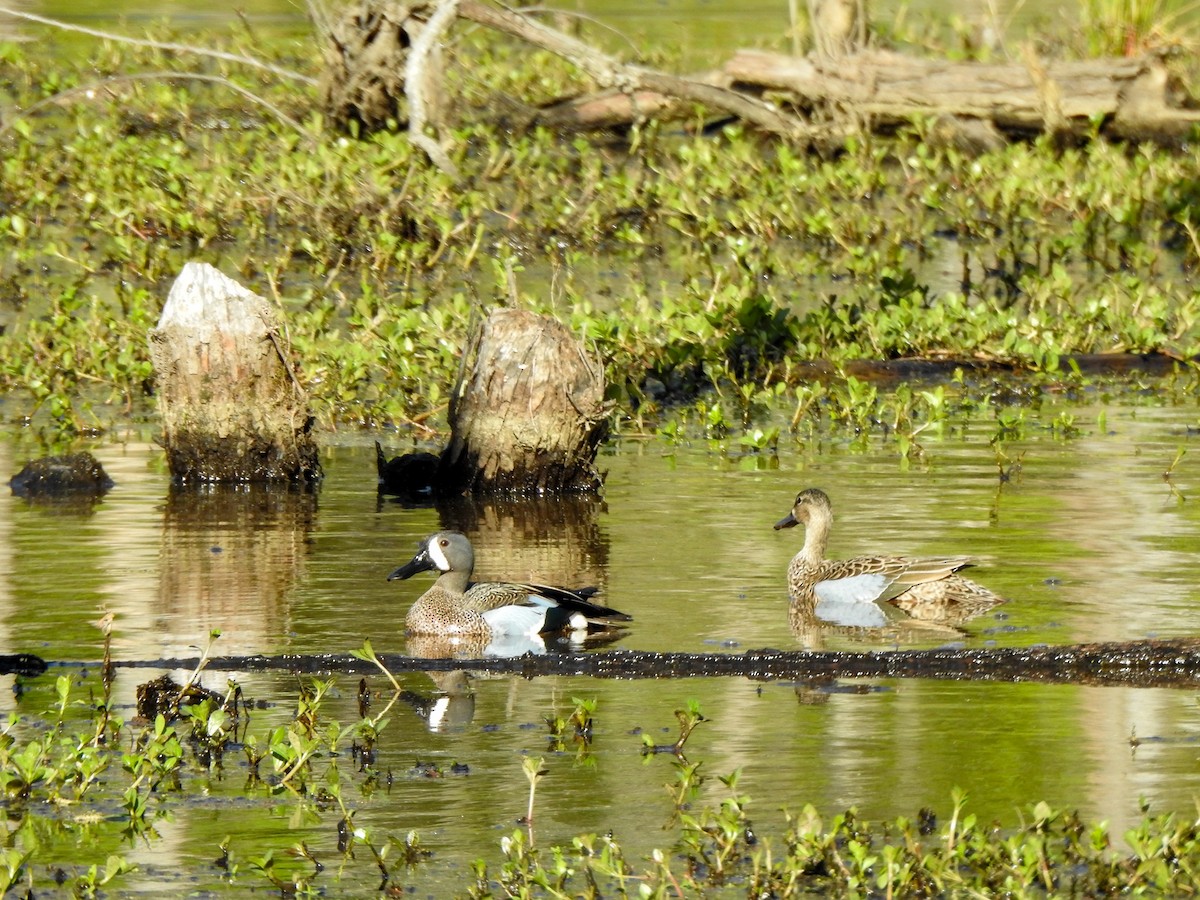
(0, 6), (317, 86)
(406, 0), (461, 177)
(457, 0), (804, 137)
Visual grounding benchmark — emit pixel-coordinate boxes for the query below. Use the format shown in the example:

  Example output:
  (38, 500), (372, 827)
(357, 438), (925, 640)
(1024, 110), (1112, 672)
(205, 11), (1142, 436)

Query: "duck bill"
(773, 513), (798, 531)
(388, 547), (436, 581)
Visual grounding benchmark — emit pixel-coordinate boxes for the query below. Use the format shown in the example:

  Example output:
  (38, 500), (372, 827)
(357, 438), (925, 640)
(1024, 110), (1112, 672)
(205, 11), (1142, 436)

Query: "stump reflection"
(159, 484), (317, 656)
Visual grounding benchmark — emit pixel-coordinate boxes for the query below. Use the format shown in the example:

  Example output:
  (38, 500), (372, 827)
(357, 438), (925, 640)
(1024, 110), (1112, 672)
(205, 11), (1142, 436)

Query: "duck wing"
(813, 556), (974, 605)
(464, 581), (632, 621)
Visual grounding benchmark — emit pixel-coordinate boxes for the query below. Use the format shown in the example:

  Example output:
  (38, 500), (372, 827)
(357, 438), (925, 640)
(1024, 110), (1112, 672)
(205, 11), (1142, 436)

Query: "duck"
(773, 487), (1005, 627)
(388, 531), (632, 639)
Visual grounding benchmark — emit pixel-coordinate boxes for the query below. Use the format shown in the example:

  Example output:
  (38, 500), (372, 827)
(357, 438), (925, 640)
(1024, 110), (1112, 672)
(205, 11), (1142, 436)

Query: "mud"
(79, 637), (1200, 689)
(9, 452), (113, 496)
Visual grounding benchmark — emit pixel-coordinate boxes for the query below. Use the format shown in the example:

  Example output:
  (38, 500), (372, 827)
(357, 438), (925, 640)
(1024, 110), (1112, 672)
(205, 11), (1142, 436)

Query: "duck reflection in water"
(774, 487), (1006, 633)
(398, 670), (477, 733)
(390, 531), (631, 659)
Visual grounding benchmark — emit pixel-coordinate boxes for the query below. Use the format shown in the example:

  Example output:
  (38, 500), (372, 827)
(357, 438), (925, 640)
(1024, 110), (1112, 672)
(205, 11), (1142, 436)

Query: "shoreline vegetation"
(2, 2), (1200, 894)
(0, 4), (1197, 452)
(7, 661), (1200, 898)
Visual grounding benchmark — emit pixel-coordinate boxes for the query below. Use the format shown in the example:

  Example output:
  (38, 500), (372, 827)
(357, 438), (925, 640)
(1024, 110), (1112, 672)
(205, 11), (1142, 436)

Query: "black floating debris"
(9, 452), (113, 496)
(135, 673), (235, 723)
(0, 653), (47, 677)
(100, 636), (1200, 689)
(376, 441), (439, 501)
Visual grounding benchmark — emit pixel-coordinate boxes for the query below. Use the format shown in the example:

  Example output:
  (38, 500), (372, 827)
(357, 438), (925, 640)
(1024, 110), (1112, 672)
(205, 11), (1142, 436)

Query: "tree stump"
(438, 308), (606, 495)
(148, 262), (320, 484)
(319, 0), (448, 134)
(808, 0), (867, 59)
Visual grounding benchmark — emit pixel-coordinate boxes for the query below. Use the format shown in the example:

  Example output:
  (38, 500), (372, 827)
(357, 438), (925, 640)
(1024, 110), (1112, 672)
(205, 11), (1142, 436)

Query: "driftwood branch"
(456, 0), (803, 137)
(406, 0), (460, 176)
(725, 47), (1200, 142)
(0, 5), (316, 85)
(107, 637), (1200, 690)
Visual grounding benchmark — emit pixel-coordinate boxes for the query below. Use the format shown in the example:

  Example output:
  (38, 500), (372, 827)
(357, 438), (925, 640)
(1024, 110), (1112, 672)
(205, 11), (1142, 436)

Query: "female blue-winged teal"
(389, 531), (631, 637)
(774, 488), (1005, 626)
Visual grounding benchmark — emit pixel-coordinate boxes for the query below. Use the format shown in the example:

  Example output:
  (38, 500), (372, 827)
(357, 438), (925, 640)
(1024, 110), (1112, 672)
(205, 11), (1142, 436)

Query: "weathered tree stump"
(148, 262), (320, 484)
(808, 0), (867, 59)
(437, 308), (606, 495)
(319, 0), (448, 134)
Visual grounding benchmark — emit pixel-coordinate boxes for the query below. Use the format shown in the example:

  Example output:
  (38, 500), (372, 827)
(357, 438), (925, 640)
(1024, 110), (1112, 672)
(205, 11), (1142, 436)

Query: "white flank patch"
(428, 697), (450, 731)
(428, 537), (451, 571)
(814, 572), (890, 604)
(483, 604), (545, 636)
(567, 612), (588, 630)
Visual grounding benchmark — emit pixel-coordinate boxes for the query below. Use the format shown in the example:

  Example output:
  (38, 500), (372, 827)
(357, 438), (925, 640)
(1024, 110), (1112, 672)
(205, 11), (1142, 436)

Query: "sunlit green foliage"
(2, 23), (1199, 448)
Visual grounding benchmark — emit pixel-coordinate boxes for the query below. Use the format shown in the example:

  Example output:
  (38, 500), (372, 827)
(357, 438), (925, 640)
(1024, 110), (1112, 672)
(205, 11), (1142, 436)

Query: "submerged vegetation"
(0, 11), (1199, 447)
(5, 655), (1200, 897)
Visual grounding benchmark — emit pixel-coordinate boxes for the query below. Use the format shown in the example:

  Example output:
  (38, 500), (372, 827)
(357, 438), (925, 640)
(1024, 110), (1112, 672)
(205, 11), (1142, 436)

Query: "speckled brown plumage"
(774, 488), (1005, 626)
(389, 531), (630, 638)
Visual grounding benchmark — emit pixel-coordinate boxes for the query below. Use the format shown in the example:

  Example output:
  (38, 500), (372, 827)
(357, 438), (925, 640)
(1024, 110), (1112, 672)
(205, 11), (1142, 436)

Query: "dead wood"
(319, 0), (448, 134)
(456, 0), (802, 137)
(319, 0), (802, 140)
(808, 0), (867, 59)
(725, 48), (1200, 143)
(115, 636), (1200, 689)
(437, 308), (607, 495)
(148, 262), (320, 484)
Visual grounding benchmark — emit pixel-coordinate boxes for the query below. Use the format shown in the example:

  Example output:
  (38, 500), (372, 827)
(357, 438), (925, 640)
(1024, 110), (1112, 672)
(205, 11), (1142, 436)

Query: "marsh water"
(3, 390), (1200, 893)
(4, 1), (1200, 894)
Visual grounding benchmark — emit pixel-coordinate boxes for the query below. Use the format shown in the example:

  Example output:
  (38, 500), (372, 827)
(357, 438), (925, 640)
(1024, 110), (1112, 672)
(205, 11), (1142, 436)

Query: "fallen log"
(97, 637), (1200, 689)
(725, 48), (1200, 143)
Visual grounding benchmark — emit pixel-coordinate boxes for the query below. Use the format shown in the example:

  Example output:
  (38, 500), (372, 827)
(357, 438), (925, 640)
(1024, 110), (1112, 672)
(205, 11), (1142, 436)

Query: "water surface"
(2, 394), (1199, 892)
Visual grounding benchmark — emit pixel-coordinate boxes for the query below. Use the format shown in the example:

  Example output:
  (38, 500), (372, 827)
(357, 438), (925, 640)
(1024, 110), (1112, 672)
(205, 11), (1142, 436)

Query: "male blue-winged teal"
(774, 488), (1005, 626)
(389, 531), (631, 638)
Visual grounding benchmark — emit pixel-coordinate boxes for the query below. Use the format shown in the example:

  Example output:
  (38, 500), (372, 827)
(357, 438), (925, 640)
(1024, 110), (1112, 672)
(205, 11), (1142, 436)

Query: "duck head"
(388, 531), (474, 581)
(774, 487), (833, 530)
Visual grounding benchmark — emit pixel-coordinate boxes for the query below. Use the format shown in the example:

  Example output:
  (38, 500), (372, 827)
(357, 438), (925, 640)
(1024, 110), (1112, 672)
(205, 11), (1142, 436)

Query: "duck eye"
(439, 538), (449, 547)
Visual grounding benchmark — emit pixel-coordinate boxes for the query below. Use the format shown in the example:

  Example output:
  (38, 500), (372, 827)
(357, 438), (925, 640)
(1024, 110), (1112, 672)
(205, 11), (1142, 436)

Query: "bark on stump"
(148, 262), (320, 484)
(319, 0), (448, 134)
(438, 308), (606, 495)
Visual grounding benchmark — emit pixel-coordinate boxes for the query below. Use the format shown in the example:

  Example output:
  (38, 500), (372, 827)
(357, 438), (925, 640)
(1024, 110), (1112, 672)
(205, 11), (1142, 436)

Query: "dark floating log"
(148, 262), (320, 485)
(9, 452), (113, 496)
(437, 308), (607, 495)
(103, 637), (1200, 689)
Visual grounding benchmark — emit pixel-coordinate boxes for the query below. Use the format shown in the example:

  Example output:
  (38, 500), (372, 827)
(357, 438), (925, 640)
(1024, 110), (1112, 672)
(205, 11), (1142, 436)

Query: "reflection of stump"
(438, 309), (607, 495)
(436, 493), (608, 588)
(319, 0), (448, 134)
(160, 484), (316, 656)
(148, 262), (320, 484)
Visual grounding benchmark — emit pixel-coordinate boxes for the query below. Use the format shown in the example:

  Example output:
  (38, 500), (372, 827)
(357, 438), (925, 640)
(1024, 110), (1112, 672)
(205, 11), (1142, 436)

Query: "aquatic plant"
(2, 30), (1200, 446)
